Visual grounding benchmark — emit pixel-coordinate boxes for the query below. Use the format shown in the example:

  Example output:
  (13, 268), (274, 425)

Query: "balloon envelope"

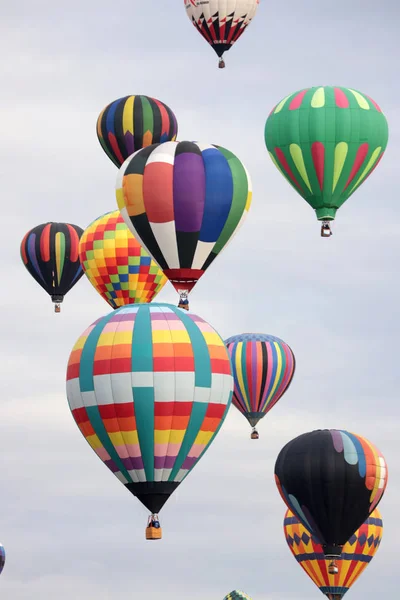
(275, 429), (388, 557)
(223, 591), (252, 600)
(284, 508), (383, 600)
(225, 333), (295, 428)
(265, 86), (388, 223)
(116, 141), (252, 296)
(79, 210), (167, 309)
(184, 0), (259, 64)
(0, 544), (4, 575)
(20, 222), (84, 309)
(97, 95), (178, 167)
(66, 303), (233, 515)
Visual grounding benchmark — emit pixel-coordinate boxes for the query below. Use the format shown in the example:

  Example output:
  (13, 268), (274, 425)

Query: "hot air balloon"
(184, 0), (260, 68)
(116, 141), (252, 310)
(225, 333), (295, 439)
(0, 543), (5, 575)
(79, 210), (168, 309)
(20, 222), (84, 312)
(223, 592), (252, 600)
(66, 303), (233, 540)
(284, 508), (383, 600)
(275, 430), (388, 573)
(264, 86), (389, 237)
(97, 95), (178, 168)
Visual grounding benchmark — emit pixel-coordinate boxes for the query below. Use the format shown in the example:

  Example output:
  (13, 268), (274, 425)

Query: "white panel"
(174, 372), (196, 402)
(154, 468), (163, 483)
(153, 371), (175, 403)
(149, 221), (180, 268)
(175, 468), (188, 483)
(81, 390), (97, 408)
(209, 372), (224, 404)
(126, 469), (140, 484)
(193, 386), (211, 404)
(161, 468), (172, 482)
(93, 373), (113, 406)
(145, 141), (177, 166)
(136, 469), (147, 483)
(131, 371), (154, 388)
(66, 378), (83, 411)
(222, 371), (234, 405)
(191, 240), (215, 269)
(114, 471), (129, 485)
(110, 372), (133, 404)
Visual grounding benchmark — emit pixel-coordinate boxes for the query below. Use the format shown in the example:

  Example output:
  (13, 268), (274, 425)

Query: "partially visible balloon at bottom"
(284, 508), (383, 599)
(0, 543), (5, 575)
(223, 592), (252, 600)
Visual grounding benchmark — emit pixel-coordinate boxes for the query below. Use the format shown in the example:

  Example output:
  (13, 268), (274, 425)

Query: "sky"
(1, 0), (399, 598)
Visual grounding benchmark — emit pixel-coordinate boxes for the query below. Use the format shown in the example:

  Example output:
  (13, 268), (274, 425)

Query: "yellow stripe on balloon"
(290, 144), (312, 192)
(264, 343), (283, 405)
(348, 89), (370, 110)
(348, 147), (382, 195)
(274, 94), (291, 114)
(235, 343), (251, 413)
(332, 142), (348, 192)
(123, 95), (135, 135)
(311, 87), (325, 108)
(97, 108), (106, 137)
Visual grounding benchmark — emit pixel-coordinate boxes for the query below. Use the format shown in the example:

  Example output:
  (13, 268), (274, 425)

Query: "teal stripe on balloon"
(177, 310), (212, 387)
(86, 406), (132, 482)
(167, 307), (212, 480)
(170, 403), (209, 481)
(79, 311), (117, 392)
(131, 305), (154, 481)
(179, 390), (233, 485)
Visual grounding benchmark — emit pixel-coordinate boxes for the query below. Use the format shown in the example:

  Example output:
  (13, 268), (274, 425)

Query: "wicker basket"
(146, 526), (162, 540)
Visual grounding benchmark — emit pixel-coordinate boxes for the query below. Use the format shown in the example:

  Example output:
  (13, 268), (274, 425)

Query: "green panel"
(212, 146), (249, 255)
(141, 95), (154, 135)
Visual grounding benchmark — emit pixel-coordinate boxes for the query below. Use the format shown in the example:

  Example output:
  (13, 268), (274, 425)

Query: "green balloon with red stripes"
(264, 86), (389, 223)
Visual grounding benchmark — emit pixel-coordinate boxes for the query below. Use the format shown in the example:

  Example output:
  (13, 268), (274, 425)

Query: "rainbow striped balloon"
(20, 222), (84, 311)
(97, 95), (178, 168)
(284, 508), (383, 599)
(225, 333), (295, 435)
(66, 303), (233, 523)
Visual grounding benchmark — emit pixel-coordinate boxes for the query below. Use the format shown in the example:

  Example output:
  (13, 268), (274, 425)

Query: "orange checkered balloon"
(79, 210), (168, 308)
(284, 508), (383, 599)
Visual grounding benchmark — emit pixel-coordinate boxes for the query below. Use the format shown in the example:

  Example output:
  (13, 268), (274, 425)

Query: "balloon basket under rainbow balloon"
(250, 428), (259, 440)
(145, 515), (162, 541)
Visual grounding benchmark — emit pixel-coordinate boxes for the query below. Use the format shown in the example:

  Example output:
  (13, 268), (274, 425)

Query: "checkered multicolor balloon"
(79, 210), (168, 309)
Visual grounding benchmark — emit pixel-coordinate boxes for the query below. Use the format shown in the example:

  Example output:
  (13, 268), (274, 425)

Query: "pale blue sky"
(1, 1), (399, 598)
